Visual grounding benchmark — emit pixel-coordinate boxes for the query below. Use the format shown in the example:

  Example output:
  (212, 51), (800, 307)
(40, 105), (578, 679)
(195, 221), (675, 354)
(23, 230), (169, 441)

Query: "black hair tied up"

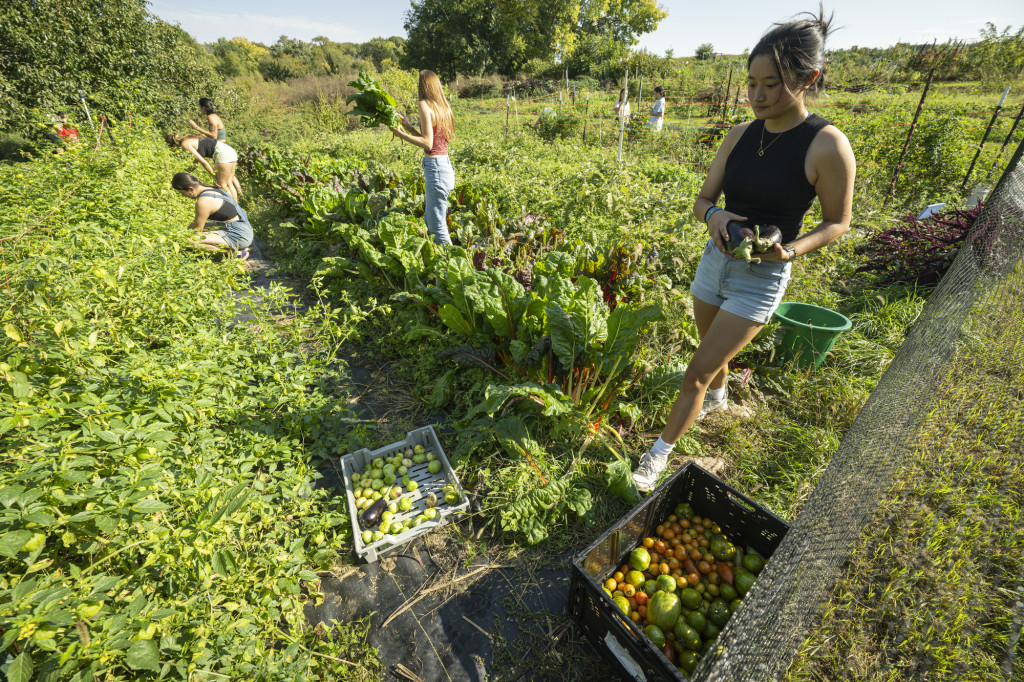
(749, 4), (835, 93)
(199, 98), (216, 114)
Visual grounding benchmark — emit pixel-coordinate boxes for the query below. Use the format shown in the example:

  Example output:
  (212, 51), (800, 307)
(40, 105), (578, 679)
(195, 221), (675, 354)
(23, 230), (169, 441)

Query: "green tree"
(695, 43), (715, 61)
(0, 0), (221, 130)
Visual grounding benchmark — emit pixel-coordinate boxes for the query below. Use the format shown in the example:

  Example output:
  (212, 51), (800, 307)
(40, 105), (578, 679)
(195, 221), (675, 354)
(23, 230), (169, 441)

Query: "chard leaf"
(605, 458), (641, 505)
(438, 304), (473, 335)
(546, 304), (580, 369)
(600, 304), (664, 375)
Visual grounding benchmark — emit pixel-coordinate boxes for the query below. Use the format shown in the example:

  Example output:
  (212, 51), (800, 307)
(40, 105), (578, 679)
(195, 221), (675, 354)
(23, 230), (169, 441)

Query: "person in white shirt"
(647, 86), (666, 131)
(614, 89), (631, 123)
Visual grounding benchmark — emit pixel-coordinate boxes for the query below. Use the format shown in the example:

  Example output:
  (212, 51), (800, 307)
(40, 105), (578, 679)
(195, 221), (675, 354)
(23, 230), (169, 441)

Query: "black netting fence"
(693, 139), (1024, 681)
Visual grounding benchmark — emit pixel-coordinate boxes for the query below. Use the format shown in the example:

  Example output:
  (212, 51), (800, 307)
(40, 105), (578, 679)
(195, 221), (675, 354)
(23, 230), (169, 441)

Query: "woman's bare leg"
(660, 307), (764, 445)
(187, 231), (233, 254)
(215, 162), (238, 202)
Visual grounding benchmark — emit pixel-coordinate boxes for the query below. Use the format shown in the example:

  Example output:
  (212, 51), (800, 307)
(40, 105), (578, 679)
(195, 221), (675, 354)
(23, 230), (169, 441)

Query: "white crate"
(341, 425), (469, 563)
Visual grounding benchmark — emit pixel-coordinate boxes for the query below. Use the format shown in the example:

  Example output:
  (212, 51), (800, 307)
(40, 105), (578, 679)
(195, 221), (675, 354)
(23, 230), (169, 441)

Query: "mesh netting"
(694, 140), (1024, 681)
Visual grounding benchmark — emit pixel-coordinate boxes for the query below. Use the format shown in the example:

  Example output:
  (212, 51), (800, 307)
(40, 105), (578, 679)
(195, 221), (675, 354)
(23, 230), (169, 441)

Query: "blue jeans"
(422, 155), (454, 245)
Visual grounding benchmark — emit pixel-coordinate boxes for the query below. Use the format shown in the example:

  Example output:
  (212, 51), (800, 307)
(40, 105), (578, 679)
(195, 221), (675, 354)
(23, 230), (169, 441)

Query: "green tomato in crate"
(708, 598), (730, 627)
(362, 530), (373, 544)
(444, 491), (459, 505)
(381, 511), (394, 524)
(398, 466), (408, 476)
(410, 516), (423, 527)
(407, 480), (419, 492)
(371, 469), (383, 480)
(390, 486), (403, 500)
(351, 472), (361, 484)
(413, 454), (425, 464)
(719, 583), (738, 602)
(424, 508), (437, 521)
(372, 531), (384, 542)
(383, 464), (395, 477)
(678, 650), (699, 674)
(372, 458), (384, 469)
(401, 475), (411, 487)
(388, 501), (398, 514)
(729, 598), (742, 614)
(426, 451), (436, 462)
(379, 521), (392, 534)
(384, 473), (396, 485)
(402, 458), (413, 468)
(647, 591), (681, 632)
(427, 460), (442, 474)
(742, 553), (765, 575)
(734, 570), (756, 596)
(656, 574), (677, 593)
(674, 621), (702, 651)
(629, 547), (651, 572)
(371, 492), (382, 501)
(702, 620), (720, 640)
(398, 497), (413, 512)
(644, 624), (666, 649)
(414, 444), (425, 456)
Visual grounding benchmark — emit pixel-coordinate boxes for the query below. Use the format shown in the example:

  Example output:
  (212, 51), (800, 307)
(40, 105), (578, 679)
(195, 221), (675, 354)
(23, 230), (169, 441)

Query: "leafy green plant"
(346, 69), (402, 129)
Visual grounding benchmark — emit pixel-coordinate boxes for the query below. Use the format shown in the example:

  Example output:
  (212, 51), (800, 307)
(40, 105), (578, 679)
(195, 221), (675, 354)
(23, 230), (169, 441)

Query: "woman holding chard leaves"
(389, 70), (456, 246)
(633, 9), (856, 492)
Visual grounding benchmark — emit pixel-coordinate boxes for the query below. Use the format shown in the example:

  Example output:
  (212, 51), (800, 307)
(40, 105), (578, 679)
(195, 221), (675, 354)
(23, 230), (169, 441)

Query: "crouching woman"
(172, 172), (252, 259)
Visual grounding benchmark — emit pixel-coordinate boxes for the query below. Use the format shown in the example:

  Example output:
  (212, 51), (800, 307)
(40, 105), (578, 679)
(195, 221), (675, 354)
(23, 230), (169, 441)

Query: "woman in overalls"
(171, 172), (252, 260)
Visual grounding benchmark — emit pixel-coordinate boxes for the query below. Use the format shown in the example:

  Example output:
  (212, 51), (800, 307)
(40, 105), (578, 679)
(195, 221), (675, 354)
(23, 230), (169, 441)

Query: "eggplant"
(726, 221), (783, 262)
(360, 496), (387, 527)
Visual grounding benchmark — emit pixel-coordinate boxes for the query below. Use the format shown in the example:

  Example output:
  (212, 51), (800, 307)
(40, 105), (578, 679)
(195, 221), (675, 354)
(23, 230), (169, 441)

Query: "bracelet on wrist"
(703, 205), (722, 224)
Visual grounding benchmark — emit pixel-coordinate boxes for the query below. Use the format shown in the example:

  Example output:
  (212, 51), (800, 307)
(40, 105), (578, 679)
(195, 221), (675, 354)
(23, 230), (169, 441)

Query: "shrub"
(459, 75), (504, 99)
(0, 133), (35, 162)
(536, 108), (583, 142)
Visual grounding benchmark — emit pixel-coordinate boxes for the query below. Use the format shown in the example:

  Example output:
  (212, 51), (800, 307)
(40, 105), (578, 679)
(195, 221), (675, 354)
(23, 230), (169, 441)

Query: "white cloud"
(152, 5), (368, 45)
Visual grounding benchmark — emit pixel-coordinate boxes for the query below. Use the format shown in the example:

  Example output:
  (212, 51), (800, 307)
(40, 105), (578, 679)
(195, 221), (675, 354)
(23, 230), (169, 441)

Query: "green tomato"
(372, 531), (384, 541)
(407, 480), (419, 492)
(388, 502), (398, 514)
(426, 451), (436, 462)
(372, 458), (384, 469)
(398, 497), (413, 512)
(384, 473), (396, 485)
(361, 530), (373, 544)
(371, 469), (383, 480)
(391, 486), (403, 499)
(413, 454), (425, 464)
(351, 473), (361, 484)
(424, 508), (438, 520)
(379, 521), (392, 534)
(371, 492), (382, 501)
(444, 491), (459, 505)
(413, 444), (425, 456)
(412, 516), (424, 527)
(397, 466), (408, 476)
(427, 460), (442, 474)
(381, 511), (394, 524)
(20, 533), (46, 553)
(401, 475), (411, 487)
(383, 464), (395, 476)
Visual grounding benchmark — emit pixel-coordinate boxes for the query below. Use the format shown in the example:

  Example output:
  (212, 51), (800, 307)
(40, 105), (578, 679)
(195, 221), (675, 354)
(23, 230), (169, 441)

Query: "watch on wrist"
(782, 244), (796, 261)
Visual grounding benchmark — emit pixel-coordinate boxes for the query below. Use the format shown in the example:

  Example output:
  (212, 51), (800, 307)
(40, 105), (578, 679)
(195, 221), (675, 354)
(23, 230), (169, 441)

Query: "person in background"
(165, 133), (240, 202)
(55, 113), (80, 145)
(389, 70), (456, 246)
(188, 99), (241, 197)
(632, 9), (856, 492)
(171, 172), (251, 260)
(189, 98), (226, 140)
(647, 86), (666, 131)
(613, 88), (631, 124)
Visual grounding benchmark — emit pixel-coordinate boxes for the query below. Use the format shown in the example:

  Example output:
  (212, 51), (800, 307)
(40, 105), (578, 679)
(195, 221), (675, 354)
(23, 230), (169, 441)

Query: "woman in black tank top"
(170, 172), (252, 258)
(633, 9), (856, 492)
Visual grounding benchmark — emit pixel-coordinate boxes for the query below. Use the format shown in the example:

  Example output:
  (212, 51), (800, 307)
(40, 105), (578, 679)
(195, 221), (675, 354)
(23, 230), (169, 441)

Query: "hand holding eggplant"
(725, 221), (783, 262)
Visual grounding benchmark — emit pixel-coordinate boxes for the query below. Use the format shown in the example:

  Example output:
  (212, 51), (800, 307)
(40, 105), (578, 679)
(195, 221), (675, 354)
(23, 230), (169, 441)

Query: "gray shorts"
(689, 239), (791, 324)
(212, 219), (252, 250)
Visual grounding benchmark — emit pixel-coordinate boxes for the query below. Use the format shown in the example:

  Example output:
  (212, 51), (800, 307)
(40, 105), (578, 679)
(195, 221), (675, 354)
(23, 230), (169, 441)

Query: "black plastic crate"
(567, 463), (790, 681)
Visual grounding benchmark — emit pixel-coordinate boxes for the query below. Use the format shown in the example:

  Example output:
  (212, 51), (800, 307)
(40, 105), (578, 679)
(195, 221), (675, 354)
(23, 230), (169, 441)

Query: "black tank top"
(199, 190), (239, 222)
(197, 137), (217, 158)
(722, 113), (831, 243)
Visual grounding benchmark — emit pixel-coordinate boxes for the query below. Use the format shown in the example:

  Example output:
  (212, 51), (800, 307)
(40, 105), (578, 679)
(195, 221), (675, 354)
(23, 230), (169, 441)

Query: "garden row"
(0, 122), (380, 680)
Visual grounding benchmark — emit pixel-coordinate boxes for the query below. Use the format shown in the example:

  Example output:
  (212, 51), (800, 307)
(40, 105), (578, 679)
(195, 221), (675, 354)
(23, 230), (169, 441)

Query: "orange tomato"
(662, 529), (675, 541)
(604, 578), (617, 591)
(635, 591), (648, 606)
(655, 524), (665, 536)
(698, 561), (711, 574)
(642, 537), (655, 549)
(659, 562), (671, 575)
(654, 541), (667, 555)
(622, 584), (637, 598)
(629, 611), (641, 623)
(687, 573), (700, 586)
(675, 575), (688, 590)
(668, 557), (680, 570)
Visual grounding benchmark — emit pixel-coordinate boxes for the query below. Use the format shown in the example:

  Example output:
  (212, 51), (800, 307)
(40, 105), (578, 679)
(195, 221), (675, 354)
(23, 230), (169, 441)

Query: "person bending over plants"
(633, 9), (856, 492)
(389, 69), (456, 245)
(187, 98), (241, 198)
(171, 172), (251, 260)
(166, 133), (241, 202)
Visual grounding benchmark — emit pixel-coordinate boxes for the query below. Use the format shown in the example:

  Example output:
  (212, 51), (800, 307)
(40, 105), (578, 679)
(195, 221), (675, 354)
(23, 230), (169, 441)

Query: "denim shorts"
(689, 239), (792, 324)
(212, 219), (253, 250)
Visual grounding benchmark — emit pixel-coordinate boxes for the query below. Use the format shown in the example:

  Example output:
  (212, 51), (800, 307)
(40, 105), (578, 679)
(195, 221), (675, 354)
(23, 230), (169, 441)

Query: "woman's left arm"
(762, 126), (856, 261)
(189, 196), (216, 231)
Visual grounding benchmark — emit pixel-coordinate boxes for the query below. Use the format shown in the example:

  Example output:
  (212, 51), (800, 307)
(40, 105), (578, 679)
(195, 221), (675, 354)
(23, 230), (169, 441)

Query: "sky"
(150, 0), (1024, 56)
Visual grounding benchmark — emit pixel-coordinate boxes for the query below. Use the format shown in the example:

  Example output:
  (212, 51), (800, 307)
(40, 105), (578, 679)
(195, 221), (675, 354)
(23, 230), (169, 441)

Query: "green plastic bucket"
(772, 301), (852, 369)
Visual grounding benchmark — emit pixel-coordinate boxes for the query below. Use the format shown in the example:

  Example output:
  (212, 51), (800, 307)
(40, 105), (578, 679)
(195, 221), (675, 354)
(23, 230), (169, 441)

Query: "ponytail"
(749, 4), (835, 93)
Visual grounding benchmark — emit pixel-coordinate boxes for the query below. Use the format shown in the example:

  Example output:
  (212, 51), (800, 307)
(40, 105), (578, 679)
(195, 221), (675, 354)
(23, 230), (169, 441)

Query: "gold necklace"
(758, 125), (786, 156)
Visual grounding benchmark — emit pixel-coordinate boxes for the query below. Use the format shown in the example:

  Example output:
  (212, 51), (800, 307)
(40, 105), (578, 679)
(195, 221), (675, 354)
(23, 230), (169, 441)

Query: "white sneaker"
(698, 396), (728, 419)
(633, 450), (669, 492)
